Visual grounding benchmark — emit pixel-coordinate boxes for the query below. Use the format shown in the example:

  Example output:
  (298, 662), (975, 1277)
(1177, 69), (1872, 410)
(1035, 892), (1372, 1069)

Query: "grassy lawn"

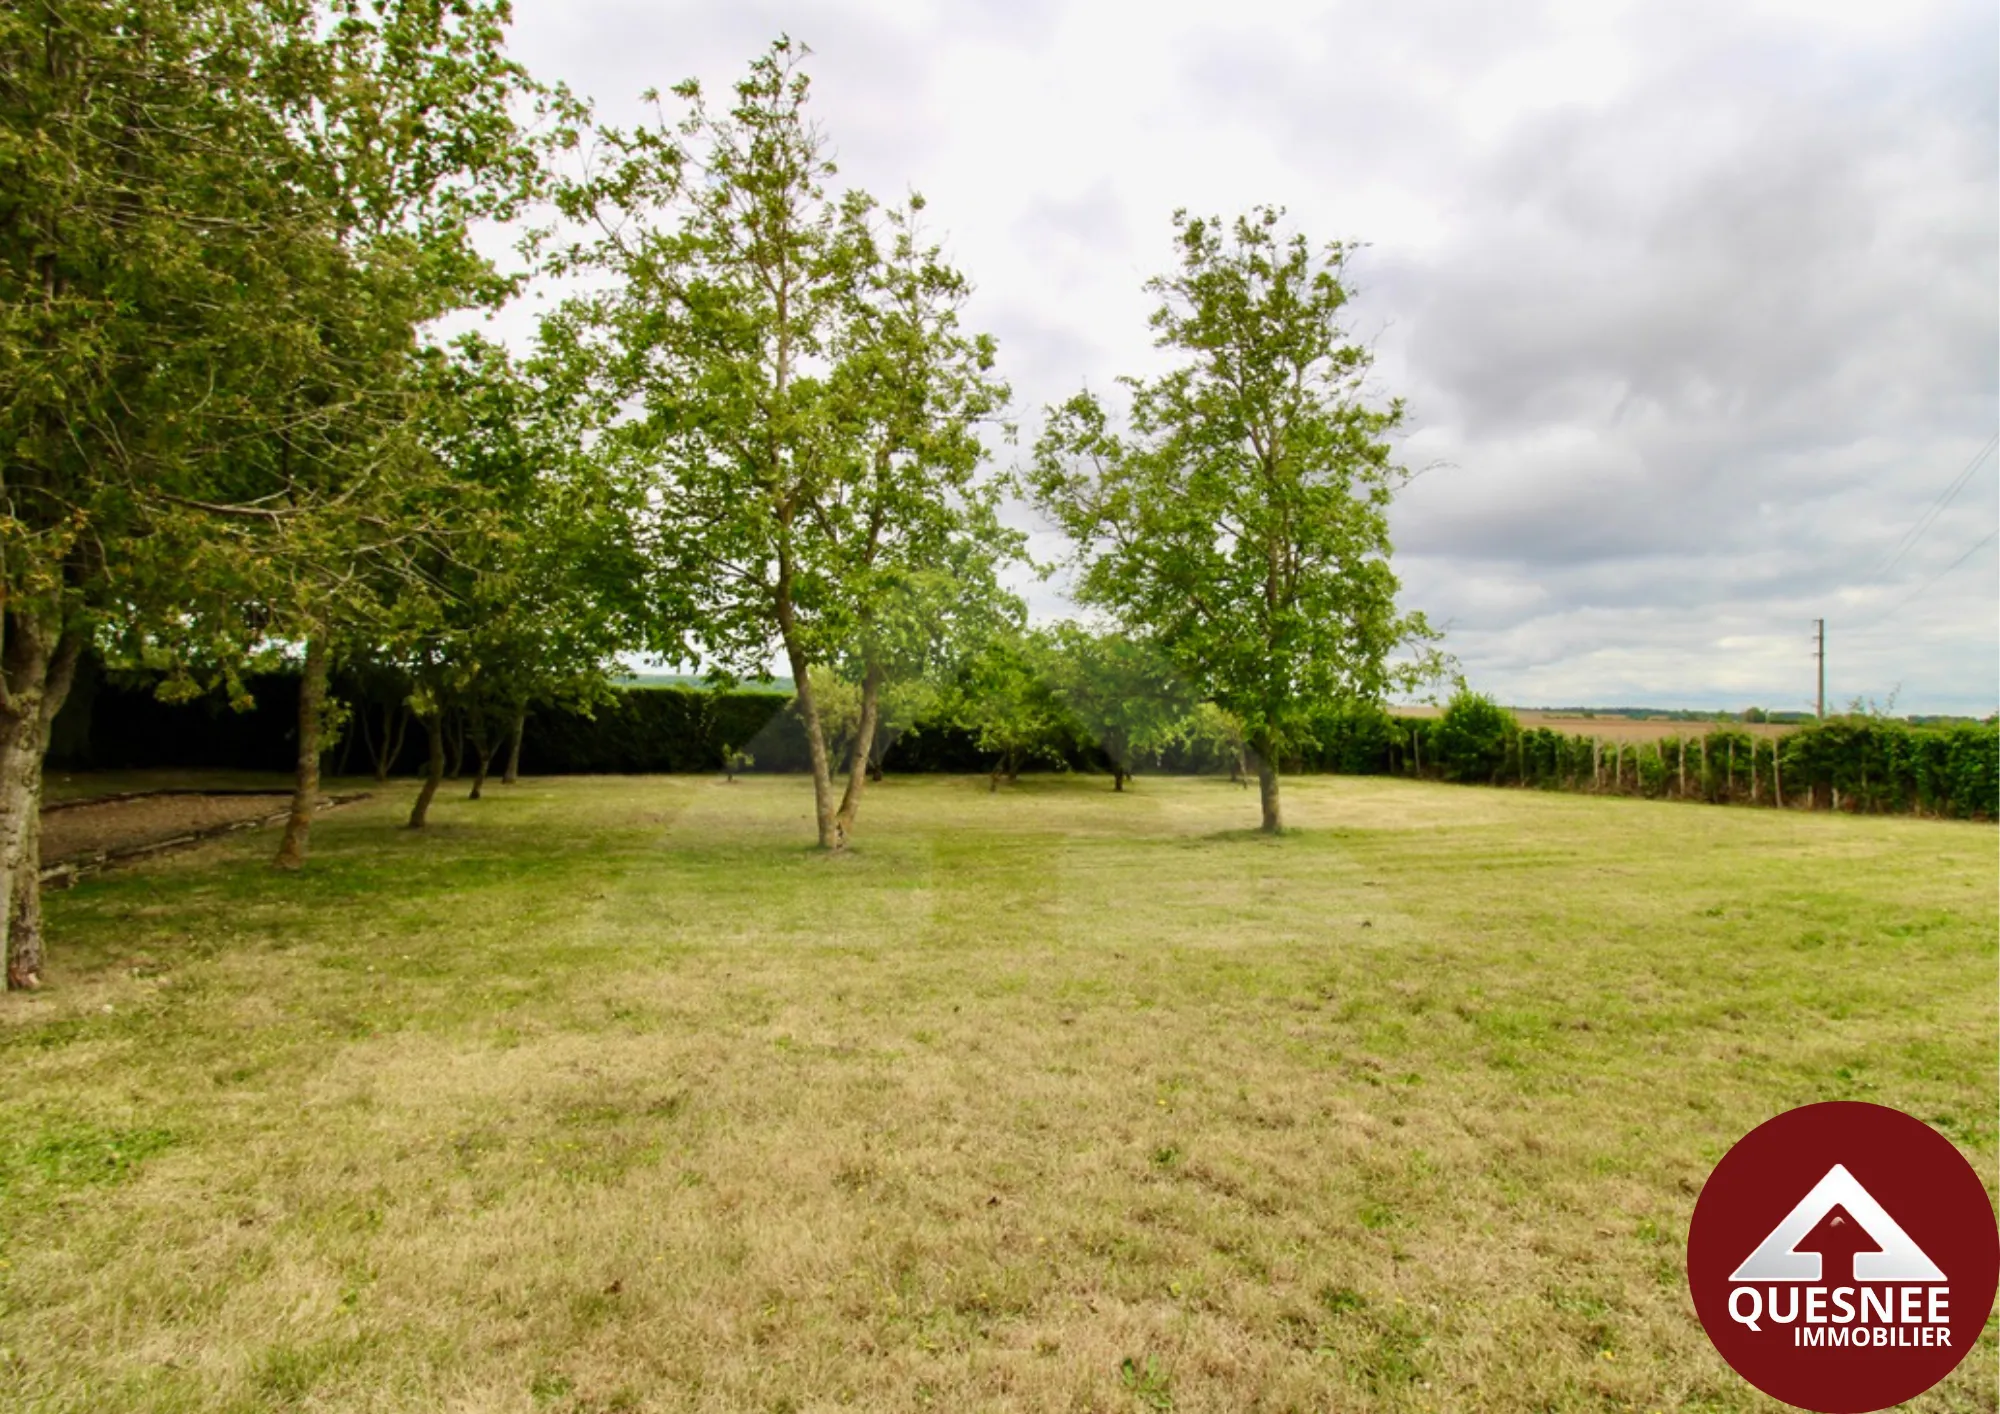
(1, 773), (1993, 1412)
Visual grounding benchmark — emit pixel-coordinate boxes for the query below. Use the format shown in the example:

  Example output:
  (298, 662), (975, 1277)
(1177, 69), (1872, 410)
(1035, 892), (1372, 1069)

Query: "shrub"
(1432, 689), (1518, 784)
(1300, 699), (1401, 773)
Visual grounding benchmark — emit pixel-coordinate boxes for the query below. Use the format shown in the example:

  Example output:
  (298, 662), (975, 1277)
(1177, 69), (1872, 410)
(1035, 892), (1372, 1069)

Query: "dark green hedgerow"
(1385, 709), (1996, 820)
(47, 664), (1996, 817)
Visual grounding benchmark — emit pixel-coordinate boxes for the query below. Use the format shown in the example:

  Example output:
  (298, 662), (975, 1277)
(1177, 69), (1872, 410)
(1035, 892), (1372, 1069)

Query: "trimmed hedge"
(48, 659), (306, 772)
(518, 688), (808, 775)
(1382, 712), (1997, 820)
(46, 668), (820, 777)
(46, 663), (1997, 819)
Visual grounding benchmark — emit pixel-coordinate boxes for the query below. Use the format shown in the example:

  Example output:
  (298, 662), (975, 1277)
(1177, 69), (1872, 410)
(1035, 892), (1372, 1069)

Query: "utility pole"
(1814, 618), (1825, 719)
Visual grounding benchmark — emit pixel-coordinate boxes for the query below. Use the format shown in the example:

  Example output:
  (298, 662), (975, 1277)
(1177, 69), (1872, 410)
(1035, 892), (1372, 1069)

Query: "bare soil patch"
(40, 793), (301, 866)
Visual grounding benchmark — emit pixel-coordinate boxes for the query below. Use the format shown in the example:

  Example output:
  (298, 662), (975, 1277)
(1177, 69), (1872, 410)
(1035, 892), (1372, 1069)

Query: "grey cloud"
(1181, 1), (1993, 710)
(1017, 180), (1133, 255)
(515, 1), (946, 179)
(504, 0), (1996, 712)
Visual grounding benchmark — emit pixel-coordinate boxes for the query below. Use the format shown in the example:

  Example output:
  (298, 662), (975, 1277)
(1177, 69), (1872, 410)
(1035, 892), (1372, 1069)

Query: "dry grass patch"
(1, 773), (1993, 1411)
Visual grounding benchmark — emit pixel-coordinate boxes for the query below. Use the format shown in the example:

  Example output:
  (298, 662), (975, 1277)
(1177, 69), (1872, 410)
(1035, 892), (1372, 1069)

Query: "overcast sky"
(500, 0), (1997, 715)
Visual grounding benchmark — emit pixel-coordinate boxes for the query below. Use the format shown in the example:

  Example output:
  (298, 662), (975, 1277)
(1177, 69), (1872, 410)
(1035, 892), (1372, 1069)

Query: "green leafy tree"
(394, 336), (641, 826)
(824, 512), (1023, 796)
(342, 649), (416, 783)
(258, 0), (548, 867)
(1179, 702), (1254, 784)
(944, 631), (1081, 790)
(443, 348), (620, 803)
(804, 665), (864, 769)
(0, 0), (340, 986)
(0, 0), (553, 983)
(1042, 624), (1195, 791)
(1032, 207), (1439, 833)
(549, 39), (1010, 850)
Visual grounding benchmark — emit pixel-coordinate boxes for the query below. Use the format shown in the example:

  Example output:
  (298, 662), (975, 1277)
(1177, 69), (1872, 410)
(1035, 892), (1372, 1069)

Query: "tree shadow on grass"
(1197, 826), (1298, 845)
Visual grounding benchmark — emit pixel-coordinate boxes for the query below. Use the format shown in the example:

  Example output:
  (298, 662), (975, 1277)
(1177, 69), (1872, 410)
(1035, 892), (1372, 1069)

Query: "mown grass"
(1, 773), (1993, 1412)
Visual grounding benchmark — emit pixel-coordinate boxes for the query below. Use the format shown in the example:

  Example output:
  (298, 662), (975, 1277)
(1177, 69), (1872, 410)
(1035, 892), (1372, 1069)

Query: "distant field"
(1392, 707), (1797, 742)
(1, 774), (1992, 1411)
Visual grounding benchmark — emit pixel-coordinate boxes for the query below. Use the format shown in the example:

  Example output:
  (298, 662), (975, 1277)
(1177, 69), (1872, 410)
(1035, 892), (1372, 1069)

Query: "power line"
(1892, 528), (1999, 614)
(1871, 433), (1997, 581)
(1848, 527), (1999, 634)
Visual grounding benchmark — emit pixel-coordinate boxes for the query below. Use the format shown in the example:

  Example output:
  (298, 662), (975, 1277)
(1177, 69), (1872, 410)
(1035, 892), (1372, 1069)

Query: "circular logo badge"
(1688, 1101), (1999, 1412)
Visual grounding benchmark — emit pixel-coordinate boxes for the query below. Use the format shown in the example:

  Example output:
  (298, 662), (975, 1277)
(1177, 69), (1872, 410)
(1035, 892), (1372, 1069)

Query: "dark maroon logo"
(1688, 1102), (1998, 1412)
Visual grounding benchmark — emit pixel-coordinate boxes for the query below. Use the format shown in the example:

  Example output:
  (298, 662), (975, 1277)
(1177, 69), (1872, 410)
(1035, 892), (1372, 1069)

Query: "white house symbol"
(1730, 1164), (1946, 1283)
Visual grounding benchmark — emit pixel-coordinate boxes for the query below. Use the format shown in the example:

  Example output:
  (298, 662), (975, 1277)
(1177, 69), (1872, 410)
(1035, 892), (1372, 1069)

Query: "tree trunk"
(356, 698), (378, 779)
(1, 622), (83, 990)
(377, 703), (397, 781)
(1255, 745), (1282, 834)
(1113, 767), (1128, 792)
(368, 700), (402, 782)
(468, 712), (496, 804)
(503, 707), (525, 786)
(0, 707), (42, 990)
(274, 636), (329, 870)
(335, 697), (357, 778)
(467, 714), (490, 800)
(445, 711), (465, 780)
(384, 704), (409, 780)
(7, 754), (47, 990)
(408, 714), (445, 829)
(834, 663), (883, 840)
(469, 744), (496, 800)
(784, 645), (841, 849)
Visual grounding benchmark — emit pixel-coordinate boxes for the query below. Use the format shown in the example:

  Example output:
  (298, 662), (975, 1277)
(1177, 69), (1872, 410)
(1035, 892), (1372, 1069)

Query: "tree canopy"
(1031, 207), (1438, 833)
(547, 38), (1014, 849)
